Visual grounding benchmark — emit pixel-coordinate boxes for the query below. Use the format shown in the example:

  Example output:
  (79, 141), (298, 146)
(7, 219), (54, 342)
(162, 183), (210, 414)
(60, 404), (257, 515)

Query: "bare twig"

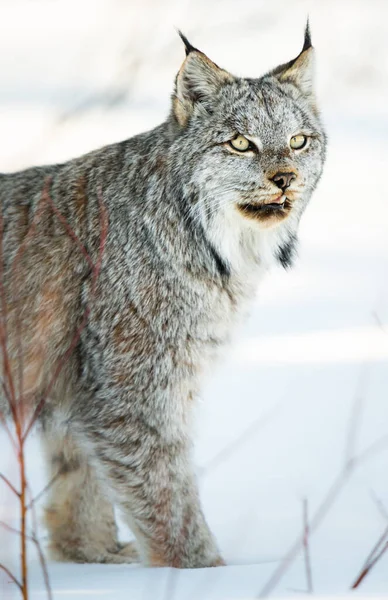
(258, 435), (388, 597)
(351, 528), (388, 589)
(22, 183), (108, 440)
(26, 470), (62, 511)
(26, 483), (53, 600)
(257, 371), (388, 597)
(0, 564), (22, 590)
(302, 499), (313, 594)
(0, 519), (52, 600)
(258, 469), (350, 597)
(0, 404), (18, 452)
(355, 434), (388, 466)
(199, 402), (282, 478)
(7, 190), (48, 422)
(372, 310), (386, 333)
(0, 472), (20, 497)
(0, 212), (14, 414)
(43, 184), (94, 271)
(370, 490), (388, 522)
(0, 179), (107, 600)
(15, 425), (29, 598)
(30, 535), (52, 600)
(344, 391), (363, 465)
(0, 519), (27, 538)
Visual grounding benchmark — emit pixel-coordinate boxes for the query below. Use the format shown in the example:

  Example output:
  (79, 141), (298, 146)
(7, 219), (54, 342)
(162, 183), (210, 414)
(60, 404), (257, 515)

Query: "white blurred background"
(1, 1), (388, 598)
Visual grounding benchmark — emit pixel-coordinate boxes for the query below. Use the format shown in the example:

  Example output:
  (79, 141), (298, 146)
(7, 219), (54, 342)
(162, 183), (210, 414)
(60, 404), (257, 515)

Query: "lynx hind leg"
(42, 426), (139, 564)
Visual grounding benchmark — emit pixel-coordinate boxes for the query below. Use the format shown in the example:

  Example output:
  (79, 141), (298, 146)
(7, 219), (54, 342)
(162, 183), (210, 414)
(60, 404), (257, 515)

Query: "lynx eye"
(290, 134), (307, 150)
(230, 135), (251, 152)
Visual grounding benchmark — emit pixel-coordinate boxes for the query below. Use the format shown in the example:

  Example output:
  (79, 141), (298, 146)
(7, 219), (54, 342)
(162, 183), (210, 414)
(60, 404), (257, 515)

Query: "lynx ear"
(173, 31), (234, 127)
(273, 21), (315, 100)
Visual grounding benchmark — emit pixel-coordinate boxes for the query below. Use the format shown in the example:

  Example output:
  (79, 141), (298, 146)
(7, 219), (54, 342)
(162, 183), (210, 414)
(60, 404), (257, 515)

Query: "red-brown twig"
(15, 421), (29, 598)
(22, 183), (108, 441)
(351, 526), (388, 589)
(43, 184), (94, 271)
(0, 212), (11, 405)
(0, 516), (53, 600)
(257, 368), (388, 598)
(257, 435), (388, 597)
(9, 181), (52, 415)
(0, 179), (108, 600)
(0, 405), (18, 452)
(258, 469), (349, 597)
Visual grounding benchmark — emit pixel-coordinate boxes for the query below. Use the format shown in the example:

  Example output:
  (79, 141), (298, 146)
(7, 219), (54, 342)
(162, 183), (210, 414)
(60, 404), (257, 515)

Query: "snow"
(1, 0), (388, 598)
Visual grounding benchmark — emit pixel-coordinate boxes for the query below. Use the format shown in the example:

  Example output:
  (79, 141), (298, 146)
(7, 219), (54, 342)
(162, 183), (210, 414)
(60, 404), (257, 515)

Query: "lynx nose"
(271, 172), (296, 191)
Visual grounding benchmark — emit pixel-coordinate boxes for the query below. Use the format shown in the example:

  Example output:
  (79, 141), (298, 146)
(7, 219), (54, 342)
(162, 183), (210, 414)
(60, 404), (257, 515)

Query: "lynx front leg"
(84, 410), (223, 568)
(41, 425), (139, 564)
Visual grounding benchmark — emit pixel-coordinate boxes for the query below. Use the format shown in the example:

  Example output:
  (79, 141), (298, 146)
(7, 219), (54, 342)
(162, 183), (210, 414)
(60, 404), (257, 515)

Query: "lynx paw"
(49, 541), (139, 564)
(113, 541), (140, 562)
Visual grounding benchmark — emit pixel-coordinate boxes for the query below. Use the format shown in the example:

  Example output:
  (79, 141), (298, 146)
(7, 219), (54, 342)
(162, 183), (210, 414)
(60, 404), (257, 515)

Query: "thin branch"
(42, 184), (94, 271)
(258, 469), (350, 597)
(26, 483), (53, 600)
(0, 519), (27, 538)
(357, 524), (388, 576)
(257, 373), (388, 598)
(372, 310), (386, 333)
(0, 519), (51, 598)
(302, 499), (313, 594)
(344, 389), (364, 465)
(199, 402), (282, 478)
(0, 316), (17, 423)
(355, 434), (388, 467)
(22, 184), (108, 440)
(26, 470), (62, 511)
(0, 564), (22, 590)
(31, 535), (52, 600)
(0, 473), (20, 497)
(0, 179), (108, 600)
(370, 490), (388, 522)
(351, 537), (388, 589)
(4, 190), (48, 425)
(15, 427), (29, 599)
(0, 212), (12, 408)
(0, 411), (18, 452)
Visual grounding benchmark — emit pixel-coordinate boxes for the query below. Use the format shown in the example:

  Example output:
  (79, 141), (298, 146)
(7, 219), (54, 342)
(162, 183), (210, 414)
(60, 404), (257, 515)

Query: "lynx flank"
(0, 25), (326, 567)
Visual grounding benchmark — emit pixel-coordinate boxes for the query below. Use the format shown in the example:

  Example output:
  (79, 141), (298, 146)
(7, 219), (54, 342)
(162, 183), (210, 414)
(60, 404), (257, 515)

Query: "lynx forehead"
(0, 24), (326, 569)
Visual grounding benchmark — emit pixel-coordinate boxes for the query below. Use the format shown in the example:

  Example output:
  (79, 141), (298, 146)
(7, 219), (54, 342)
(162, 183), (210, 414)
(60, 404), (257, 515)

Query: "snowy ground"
(1, 0), (388, 598)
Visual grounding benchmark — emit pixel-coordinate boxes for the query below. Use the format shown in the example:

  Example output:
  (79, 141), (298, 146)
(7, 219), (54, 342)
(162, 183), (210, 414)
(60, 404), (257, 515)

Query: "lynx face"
(172, 27), (326, 242)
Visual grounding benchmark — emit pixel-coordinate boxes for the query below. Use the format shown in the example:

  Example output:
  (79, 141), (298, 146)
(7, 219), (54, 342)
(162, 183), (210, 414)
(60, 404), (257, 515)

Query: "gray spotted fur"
(0, 26), (326, 567)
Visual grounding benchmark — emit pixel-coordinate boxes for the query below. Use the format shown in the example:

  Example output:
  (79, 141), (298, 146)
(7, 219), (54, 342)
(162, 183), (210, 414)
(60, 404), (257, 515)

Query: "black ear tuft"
(177, 30), (198, 56)
(302, 18), (312, 52)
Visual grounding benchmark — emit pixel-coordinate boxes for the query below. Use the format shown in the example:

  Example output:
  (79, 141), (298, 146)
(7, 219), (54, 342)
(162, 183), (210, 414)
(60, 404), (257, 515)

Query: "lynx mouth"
(237, 197), (291, 219)
(240, 201), (285, 214)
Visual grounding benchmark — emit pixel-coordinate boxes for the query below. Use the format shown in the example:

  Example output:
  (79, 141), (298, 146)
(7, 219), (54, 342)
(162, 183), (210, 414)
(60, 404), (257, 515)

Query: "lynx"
(0, 25), (326, 567)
